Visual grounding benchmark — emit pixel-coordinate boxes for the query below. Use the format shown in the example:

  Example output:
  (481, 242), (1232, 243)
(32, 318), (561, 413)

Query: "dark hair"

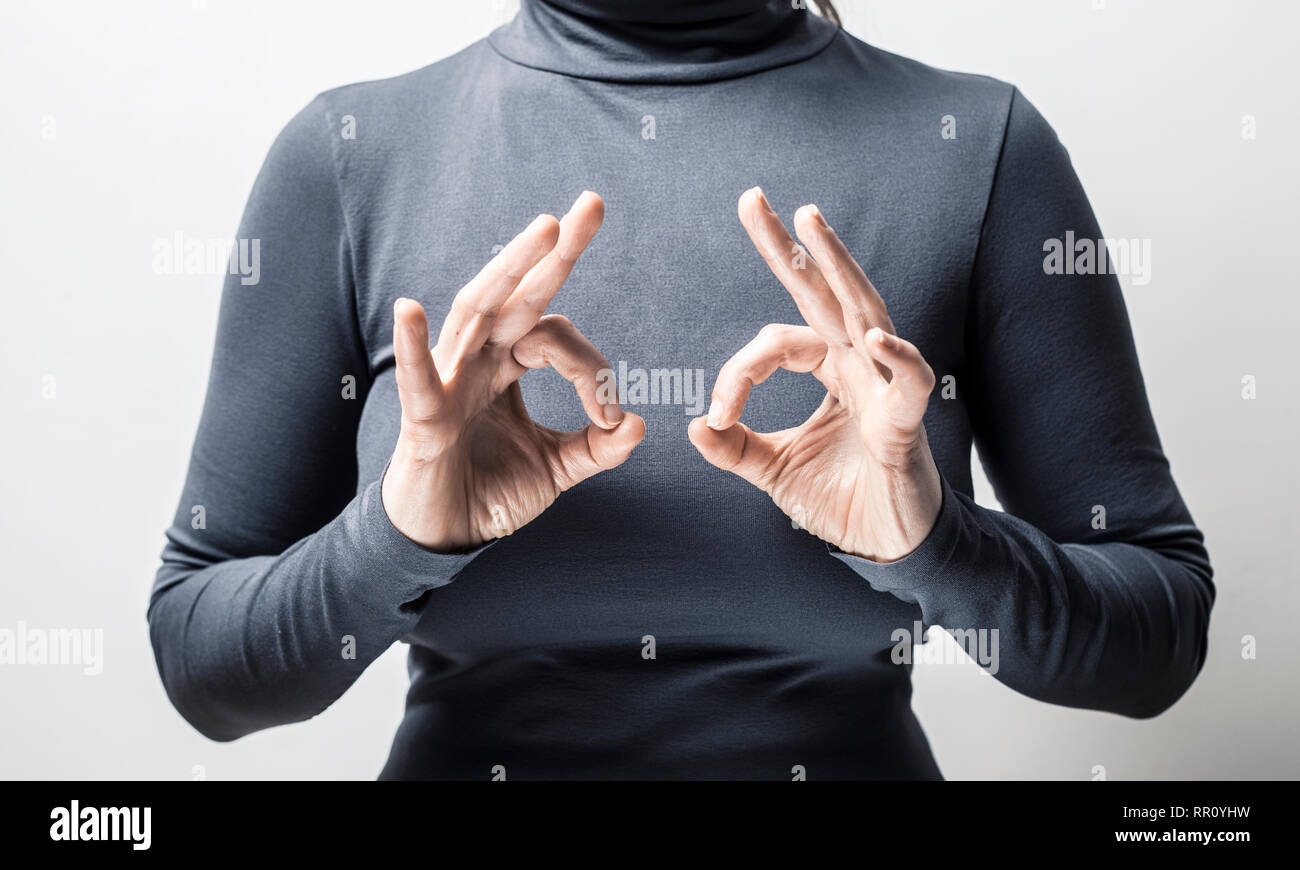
(811, 0), (840, 27)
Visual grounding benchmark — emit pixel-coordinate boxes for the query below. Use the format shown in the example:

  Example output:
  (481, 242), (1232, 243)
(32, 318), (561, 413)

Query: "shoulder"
(306, 40), (492, 137)
(251, 40), (494, 202)
(845, 35), (1015, 108)
(828, 32), (1064, 162)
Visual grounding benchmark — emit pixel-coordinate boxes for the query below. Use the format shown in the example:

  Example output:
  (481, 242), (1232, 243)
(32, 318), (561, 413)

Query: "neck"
(488, 0), (839, 84)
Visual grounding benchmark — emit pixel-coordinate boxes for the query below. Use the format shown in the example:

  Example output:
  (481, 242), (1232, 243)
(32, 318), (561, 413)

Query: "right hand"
(382, 191), (645, 551)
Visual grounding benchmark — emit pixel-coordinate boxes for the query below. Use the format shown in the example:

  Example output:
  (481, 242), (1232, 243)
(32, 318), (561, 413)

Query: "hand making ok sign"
(689, 187), (943, 562)
(383, 191), (645, 552)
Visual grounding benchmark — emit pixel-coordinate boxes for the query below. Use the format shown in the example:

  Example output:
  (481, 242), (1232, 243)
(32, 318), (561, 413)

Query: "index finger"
(793, 203), (894, 345)
(511, 314), (624, 429)
(492, 191), (605, 345)
(435, 212), (560, 372)
(738, 187), (852, 346)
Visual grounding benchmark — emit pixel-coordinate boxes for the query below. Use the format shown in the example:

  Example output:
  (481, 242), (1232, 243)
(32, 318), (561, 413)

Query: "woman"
(148, 0), (1214, 779)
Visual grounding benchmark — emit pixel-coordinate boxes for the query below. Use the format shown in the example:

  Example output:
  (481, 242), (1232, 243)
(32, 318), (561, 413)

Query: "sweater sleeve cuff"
(827, 472), (963, 593)
(352, 468), (495, 607)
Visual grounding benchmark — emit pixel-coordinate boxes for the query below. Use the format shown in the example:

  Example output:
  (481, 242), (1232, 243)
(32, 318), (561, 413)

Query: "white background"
(1, 0), (1296, 779)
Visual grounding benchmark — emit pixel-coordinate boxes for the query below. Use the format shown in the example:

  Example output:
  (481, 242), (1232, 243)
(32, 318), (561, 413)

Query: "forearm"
(148, 478), (484, 741)
(834, 475), (1214, 718)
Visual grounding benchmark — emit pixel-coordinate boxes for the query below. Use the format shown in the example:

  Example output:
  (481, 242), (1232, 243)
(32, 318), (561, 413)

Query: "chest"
(351, 76), (979, 487)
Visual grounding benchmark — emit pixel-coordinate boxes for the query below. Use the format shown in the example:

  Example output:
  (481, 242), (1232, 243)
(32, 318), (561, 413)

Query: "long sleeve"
(833, 88), (1215, 719)
(147, 97), (485, 742)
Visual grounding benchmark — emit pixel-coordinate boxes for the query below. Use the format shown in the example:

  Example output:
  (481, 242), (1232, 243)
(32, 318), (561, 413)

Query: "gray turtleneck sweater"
(147, 0), (1214, 779)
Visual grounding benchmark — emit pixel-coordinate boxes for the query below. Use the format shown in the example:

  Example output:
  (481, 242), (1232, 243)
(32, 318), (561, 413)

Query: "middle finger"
(738, 186), (852, 347)
(493, 190), (606, 345)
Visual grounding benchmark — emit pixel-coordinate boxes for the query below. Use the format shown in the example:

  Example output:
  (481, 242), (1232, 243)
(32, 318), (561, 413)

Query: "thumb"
(687, 416), (778, 490)
(393, 297), (446, 426)
(553, 413), (645, 491)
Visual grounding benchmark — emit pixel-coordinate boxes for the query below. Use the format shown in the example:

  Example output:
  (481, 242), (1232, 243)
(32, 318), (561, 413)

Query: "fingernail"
(809, 204), (828, 226)
(754, 187), (772, 211)
(707, 400), (722, 429)
(603, 403), (623, 426)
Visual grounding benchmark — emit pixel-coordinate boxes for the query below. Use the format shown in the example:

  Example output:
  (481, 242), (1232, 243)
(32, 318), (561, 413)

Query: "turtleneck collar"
(488, 0), (840, 84)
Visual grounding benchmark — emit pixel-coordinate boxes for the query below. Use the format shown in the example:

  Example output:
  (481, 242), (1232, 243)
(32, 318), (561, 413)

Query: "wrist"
(380, 452), (469, 553)
(845, 448), (942, 563)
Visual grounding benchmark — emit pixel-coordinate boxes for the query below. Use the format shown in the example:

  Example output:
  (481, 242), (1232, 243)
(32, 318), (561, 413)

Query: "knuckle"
(500, 258), (530, 282)
(846, 308), (871, 330)
(400, 410), (442, 433)
(552, 245), (578, 267)
(485, 256), (522, 284)
(571, 374), (594, 397)
(540, 312), (574, 332)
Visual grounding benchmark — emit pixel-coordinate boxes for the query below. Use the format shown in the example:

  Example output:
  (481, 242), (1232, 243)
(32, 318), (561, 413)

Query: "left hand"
(688, 187), (942, 562)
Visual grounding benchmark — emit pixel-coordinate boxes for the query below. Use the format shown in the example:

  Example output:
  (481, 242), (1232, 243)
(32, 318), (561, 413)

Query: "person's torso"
(330, 33), (1012, 778)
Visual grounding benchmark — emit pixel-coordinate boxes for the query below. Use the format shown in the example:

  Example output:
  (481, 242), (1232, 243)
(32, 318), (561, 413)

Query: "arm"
(147, 98), (485, 741)
(691, 92), (1213, 719)
(148, 100), (642, 741)
(835, 89), (1214, 718)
